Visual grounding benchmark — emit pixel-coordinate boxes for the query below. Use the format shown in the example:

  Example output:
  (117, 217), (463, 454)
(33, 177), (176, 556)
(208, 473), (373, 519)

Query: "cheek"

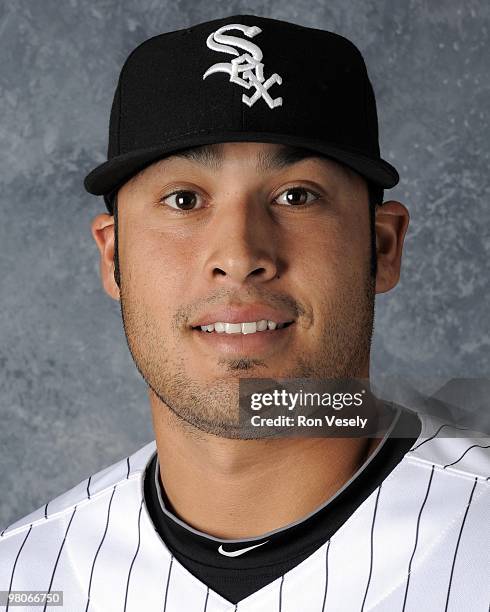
(293, 217), (366, 281)
(122, 229), (195, 308)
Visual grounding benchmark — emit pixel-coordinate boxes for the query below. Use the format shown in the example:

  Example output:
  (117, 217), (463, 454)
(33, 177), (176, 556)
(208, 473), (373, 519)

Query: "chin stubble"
(118, 270), (376, 439)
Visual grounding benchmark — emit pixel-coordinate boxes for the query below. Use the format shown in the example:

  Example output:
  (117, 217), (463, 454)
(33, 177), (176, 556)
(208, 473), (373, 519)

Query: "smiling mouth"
(191, 320), (295, 335)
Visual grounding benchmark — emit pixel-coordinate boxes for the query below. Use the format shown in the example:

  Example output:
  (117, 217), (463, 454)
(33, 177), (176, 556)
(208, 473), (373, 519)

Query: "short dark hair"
(110, 159), (382, 288)
(367, 183), (382, 278)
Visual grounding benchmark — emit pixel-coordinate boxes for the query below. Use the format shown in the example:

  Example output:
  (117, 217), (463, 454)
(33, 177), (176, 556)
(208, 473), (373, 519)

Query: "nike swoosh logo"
(218, 540), (269, 557)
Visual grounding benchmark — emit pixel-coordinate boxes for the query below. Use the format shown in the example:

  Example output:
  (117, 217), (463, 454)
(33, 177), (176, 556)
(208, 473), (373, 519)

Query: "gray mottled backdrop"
(0, 0), (488, 527)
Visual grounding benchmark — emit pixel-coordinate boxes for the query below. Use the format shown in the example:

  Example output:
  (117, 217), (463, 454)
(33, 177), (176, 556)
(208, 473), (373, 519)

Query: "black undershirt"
(143, 404), (421, 604)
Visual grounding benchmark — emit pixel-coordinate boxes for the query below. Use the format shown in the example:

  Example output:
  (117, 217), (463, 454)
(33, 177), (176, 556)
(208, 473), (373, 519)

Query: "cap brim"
(84, 131), (399, 206)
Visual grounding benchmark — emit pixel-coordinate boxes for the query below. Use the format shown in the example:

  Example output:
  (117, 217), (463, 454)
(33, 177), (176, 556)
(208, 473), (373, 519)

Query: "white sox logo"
(202, 23), (283, 109)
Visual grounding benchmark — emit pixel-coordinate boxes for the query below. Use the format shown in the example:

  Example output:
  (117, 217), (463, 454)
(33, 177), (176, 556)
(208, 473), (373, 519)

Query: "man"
(1, 14), (488, 612)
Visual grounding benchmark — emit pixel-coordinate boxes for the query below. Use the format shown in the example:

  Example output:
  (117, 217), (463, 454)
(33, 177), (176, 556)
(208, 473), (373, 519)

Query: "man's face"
(114, 142), (376, 436)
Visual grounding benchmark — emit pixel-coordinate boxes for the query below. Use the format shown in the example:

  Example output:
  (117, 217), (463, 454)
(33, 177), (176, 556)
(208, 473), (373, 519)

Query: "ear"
(90, 213), (120, 300)
(374, 201), (410, 294)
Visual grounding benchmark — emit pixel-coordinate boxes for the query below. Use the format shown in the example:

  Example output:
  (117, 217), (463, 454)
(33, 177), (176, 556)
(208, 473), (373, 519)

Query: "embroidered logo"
(218, 540), (269, 557)
(203, 23), (283, 109)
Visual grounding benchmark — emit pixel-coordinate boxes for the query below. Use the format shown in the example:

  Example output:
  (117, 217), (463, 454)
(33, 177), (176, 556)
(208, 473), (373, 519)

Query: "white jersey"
(0, 410), (489, 612)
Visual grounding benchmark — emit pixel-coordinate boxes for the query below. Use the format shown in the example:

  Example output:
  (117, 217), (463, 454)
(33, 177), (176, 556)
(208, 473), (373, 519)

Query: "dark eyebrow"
(169, 143), (325, 172)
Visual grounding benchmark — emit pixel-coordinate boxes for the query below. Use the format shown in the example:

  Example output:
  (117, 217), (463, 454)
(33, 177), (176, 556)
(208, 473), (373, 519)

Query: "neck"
(149, 389), (384, 539)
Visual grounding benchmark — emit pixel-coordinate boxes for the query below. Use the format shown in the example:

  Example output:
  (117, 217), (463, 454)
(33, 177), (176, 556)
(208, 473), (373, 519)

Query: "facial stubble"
(118, 260), (376, 439)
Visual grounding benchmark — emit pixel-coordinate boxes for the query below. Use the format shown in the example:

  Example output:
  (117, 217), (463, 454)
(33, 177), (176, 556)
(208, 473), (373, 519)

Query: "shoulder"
(381, 408), (490, 538)
(404, 409), (490, 481)
(0, 440), (156, 543)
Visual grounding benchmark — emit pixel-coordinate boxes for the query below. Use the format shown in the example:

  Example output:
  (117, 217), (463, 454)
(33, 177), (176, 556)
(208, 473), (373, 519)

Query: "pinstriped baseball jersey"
(1, 409), (489, 612)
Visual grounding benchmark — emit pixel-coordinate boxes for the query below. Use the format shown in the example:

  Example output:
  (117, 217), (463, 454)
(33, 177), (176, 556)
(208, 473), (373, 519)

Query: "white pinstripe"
(0, 414), (489, 611)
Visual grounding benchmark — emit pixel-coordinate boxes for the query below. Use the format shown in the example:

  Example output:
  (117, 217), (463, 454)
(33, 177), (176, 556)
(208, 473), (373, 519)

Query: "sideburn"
(113, 196), (121, 289)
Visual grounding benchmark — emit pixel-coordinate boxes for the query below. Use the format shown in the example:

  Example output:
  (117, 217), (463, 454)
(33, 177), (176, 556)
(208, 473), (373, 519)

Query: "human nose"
(202, 196), (280, 286)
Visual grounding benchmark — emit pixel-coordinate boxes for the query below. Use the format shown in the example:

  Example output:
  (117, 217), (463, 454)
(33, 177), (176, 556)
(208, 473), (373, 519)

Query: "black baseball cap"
(84, 14), (399, 212)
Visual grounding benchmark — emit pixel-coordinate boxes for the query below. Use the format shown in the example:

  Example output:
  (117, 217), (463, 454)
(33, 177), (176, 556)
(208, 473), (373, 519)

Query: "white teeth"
(200, 324), (215, 332)
(242, 322), (257, 335)
(197, 320), (292, 334)
(225, 323), (242, 334)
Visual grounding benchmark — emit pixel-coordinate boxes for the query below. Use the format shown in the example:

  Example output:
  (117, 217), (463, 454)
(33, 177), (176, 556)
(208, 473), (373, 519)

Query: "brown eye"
(162, 190), (203, 211)
(275, 187), (318, 206)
